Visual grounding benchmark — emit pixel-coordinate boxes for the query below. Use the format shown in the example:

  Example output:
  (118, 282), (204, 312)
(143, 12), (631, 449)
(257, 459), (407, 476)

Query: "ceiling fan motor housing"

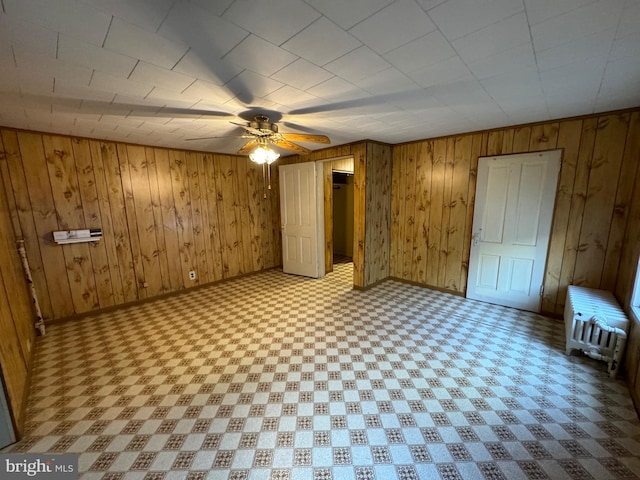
(250, 115), (278, 134)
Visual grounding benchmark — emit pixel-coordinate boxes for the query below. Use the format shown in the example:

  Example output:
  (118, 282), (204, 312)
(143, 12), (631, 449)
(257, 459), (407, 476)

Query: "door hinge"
(539, 285), (544, 297)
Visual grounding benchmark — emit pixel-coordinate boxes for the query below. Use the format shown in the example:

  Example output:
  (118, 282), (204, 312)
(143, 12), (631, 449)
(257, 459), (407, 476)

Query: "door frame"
(319, 156), (355, 274)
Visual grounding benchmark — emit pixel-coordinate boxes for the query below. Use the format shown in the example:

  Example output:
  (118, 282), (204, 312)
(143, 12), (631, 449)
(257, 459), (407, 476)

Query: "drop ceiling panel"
(104, 18), (188, 70)
(222, 0), (320, 46)
(172, 51), (243, 87)
(158, 4), (248, 58)
(225, 35), (298, 77)
(452, 13), (531, 63)
(3, 0), (111, 46)
(409, 56), (474, 88)
(348, 0), (437, 54)
(531, 0), (623, 52)
(271, 59), (335, 91)
(81, 0), (176, 31)
(57, 34), (137, 78)
(324, 46), (392, 83)
(281, 17), (362, 66)
(128, 62), (196, 94)
(466, 43), (536, 80)
(428, 0), (525, 41)
(0, 0), (638, 154)
(305, 0), (395, 29)
(383, 30), (456, 74)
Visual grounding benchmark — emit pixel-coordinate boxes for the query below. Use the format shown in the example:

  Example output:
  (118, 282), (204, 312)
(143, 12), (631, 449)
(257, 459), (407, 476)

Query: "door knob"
(472, 230), (482, 246)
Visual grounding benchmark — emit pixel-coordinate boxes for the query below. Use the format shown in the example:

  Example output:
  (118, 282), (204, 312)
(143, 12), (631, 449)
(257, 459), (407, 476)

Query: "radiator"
(564, 285), (629, 378)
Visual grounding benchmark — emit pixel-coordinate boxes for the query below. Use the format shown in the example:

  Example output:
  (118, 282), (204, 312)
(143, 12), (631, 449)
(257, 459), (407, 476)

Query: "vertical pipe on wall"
(16, 239), (44, 336)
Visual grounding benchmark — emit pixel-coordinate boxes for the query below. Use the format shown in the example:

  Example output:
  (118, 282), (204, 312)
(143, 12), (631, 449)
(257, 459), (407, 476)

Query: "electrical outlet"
(189, 271), (197, 280)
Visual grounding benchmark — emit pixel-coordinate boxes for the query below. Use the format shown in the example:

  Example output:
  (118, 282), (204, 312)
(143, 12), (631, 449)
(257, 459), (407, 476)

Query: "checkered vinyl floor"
(5, 262), (640, 479)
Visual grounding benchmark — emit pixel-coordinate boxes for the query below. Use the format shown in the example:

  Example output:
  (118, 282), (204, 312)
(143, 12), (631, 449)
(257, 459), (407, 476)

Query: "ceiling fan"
(187, 114), (330, 197)
(188, 114), (331, 157)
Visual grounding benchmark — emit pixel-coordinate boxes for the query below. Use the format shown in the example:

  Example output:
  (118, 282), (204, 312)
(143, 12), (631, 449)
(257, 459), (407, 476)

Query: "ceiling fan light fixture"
(249, 145), (280, 165)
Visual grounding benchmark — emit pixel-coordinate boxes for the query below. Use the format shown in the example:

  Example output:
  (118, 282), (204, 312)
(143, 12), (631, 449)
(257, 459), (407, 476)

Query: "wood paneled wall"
(364, 143), (392, 287)
(0, 128), (281, 321)
(0, 166), (35, 435)
(390, 109), (640, 315)
(283, 142), (392, 289)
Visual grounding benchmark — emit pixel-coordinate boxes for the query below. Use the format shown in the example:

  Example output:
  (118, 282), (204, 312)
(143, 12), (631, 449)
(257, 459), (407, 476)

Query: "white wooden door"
(466, 150), (561, 312)
(279, 162), (320, 278)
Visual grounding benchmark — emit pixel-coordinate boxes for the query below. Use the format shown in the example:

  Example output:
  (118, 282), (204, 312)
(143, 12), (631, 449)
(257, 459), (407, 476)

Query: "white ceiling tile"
(90, 72), (154, 98)
(595, 93), (640, 114)
(536, 29), (614, 72)
(181, 80), (236, 105)
(452, 13), (530, 63)
(13, 52), (94, 91)
(355, 67), (419, 96)
(349, 0), (437, 54)
(306, 76), (370, 102)
(224, 70), (284, 102)
(599, 55), (640, 97)
(80, 0), (175, 31)
(481, 70), (545, 104)
(466, 43), (536, 79)
(0, 14), (57, 58)
(129, 62), (196, 94)
(3, 0), (111, 46)
(540, 57), (606, 104)
(158, 3), (248, 58)
(324, 46), (391, 83)
(104, 18), (189, 69)
(271, 59), (334, 91)
(225, 35), (298, 77)
(305, 0), (394, 29)
(547, 101), (594, 119)
(429, 79), (496, 109)
(58, 34), (137, 78)
(189, 0), (234, 17)
(409, 56), (473, 88)
(610, 31), (640, 60)
(383, 30), (456, 73)
(222, 0), (320, 45)
(416, 0), (448, 10)
(264, 85), (319, 107)
(428, 0), (524, 41)
(617, 1), (640, 36)
(531, 0), (624, 52)
(281, 17), (362, 66)
(172, 51), (243, 87)
(524, 0), (599, 25)
(7, 70), (54, 96)
(143, 88), (203, 110)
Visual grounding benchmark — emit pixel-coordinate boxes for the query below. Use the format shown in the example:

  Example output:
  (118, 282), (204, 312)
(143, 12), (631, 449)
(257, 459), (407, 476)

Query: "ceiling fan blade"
(281, 133), (330, 144)
(185, 135), (250, 141)
(238, 139), (259, 155)
(271, 138), (311, 155)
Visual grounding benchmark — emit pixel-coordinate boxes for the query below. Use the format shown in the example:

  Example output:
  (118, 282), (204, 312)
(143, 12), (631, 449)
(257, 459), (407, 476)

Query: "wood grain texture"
(573, 114), (629, 288)
(0, 130), (54, 319)
(365, 142), (391, 286)
(323, 161), (333, 274)
(0, 128), (281, 321)
(389, 110), (640, 315)
(0, 162), (34, 436)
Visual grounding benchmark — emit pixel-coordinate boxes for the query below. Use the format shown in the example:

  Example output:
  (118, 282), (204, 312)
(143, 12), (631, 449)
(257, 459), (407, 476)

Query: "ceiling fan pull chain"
(262, 163), (267, 199)
(268, 163), (272, 191)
